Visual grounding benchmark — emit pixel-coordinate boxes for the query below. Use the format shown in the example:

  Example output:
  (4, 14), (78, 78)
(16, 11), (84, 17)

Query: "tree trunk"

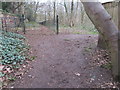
(70, 0), (74, 27)
(53, 1), (56, 21)
(81, 1), (119, 80)
(118, 1), (120, 30)
(33, 2), (39, 21)
(64, 1), (69, 26)
(81, 4), (84, 24)
(97, 34), (107, 49)
(64, 0), (68, 16)
(118, 1), (120, 81)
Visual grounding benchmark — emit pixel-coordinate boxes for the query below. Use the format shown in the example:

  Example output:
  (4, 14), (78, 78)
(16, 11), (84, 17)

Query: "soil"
(8, 26), (116, 88)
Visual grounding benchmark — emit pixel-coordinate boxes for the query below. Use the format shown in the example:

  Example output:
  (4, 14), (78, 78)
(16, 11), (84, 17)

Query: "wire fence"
(0, 13), (20, 32)
(0, 10), (59, 35)
(39, 15), (59, 34)
(0, 10), (27, 35)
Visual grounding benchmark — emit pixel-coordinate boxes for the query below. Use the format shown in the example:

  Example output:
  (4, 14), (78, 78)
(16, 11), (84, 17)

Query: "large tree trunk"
(118, 1), (120, 31)
(81, 1), (119, 80)
(97, 34), (107, 49)
(118, 2), (120, 81)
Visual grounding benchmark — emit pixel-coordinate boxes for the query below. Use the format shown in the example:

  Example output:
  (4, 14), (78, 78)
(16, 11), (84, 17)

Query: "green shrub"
(0, 30), (29, 65)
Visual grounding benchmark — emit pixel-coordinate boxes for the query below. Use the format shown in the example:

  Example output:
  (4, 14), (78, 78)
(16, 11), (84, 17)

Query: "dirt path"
(10, 26), (114, 88)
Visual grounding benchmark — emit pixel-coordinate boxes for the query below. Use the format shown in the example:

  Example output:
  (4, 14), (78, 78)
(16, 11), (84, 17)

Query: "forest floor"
(8, 26), (118, 88)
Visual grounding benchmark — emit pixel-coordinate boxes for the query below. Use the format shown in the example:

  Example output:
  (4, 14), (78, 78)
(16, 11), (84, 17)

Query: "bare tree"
(64, 0), (68, 16)
(53, 1), (56, 21)
(33, 2), (39, 21)
(80, 4), (84, 24)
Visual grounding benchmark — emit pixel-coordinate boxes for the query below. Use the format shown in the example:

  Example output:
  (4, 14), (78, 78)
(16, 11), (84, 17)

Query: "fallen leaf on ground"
(75, 73), (80, 76)
(0, 66), (4, 71)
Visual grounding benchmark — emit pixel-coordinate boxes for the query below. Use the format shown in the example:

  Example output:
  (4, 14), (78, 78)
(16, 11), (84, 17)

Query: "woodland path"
(9, 26), (113, 88)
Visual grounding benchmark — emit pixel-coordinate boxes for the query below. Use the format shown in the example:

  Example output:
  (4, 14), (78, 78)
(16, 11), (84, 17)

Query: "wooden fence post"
(21, 14), (25, 34)
(5, 17), (7, 32)
(118, 1), (120, 81)
(56, 15), (59, 35)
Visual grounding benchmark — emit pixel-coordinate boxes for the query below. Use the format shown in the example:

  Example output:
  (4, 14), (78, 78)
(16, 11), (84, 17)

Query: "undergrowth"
(0, 30), (31, 88)
(0, 30), (29, 65)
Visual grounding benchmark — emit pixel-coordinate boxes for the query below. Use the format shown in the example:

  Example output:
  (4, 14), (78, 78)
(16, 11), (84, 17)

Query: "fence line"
(0, 11), (26, 33)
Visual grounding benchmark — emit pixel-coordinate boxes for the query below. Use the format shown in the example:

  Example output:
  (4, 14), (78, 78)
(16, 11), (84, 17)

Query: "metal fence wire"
(1, 13), (20, 32)
(39, 19), (56, 31)
(39, 15), (59, 34)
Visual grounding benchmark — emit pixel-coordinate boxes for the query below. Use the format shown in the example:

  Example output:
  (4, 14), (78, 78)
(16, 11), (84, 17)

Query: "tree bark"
(118, 1), (120, 30)
(64, 0), (69, 26)
(118, 1), (120, 81)
(97, 34), (107, 49)
(33, 2), (39, 21)
(64, 0), (68, 17)
(53, 1), (56, 21)
(70, 0), (74, 27)
(81, 0), (119, 80)
(81, 4), (84, 24)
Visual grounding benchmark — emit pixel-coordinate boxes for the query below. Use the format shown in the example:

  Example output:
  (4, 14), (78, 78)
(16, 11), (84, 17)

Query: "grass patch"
(73, 32), (81, 34)
(59, 24), (98, 35)
(64, 39), (71, 41)
(28, 56), (36, 61)
(25, 21), (39, 28)
(100, 62), (112, 70)
(84, 47), (92, 52)
(87, 31), (98, 35)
